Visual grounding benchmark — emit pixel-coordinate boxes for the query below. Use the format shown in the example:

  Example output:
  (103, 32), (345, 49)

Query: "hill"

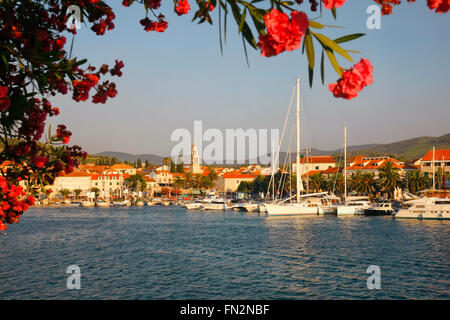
(93, 151), (164, 164)
(93, 133), (450, 166)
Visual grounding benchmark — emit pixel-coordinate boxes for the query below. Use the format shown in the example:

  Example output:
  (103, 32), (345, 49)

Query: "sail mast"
(344, 126), (347, 203)
(296, 78), (303, 202)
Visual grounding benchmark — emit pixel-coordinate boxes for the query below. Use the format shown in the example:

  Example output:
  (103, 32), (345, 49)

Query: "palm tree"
(361, 172), (377, 195)
(184, 172), (193, 189)
(328, 173), (344, 195)
(59, 188), (71, 199)
(173, 176), (185, 189)
(193, 174), (202, 189)
(309, 173), (324, 192)
(378, 161), (402, 199)
(73, 189), (82, 199)
(350, 171), (364, 194)
(406, 170), (427, 194)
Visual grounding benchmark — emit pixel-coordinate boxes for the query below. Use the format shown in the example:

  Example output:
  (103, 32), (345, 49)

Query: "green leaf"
(308, 21), (324, 29)
(312, 31), (353, 62)
(305, 32), (314, 70)
(320, 50), (325, 85)
(308, 65), (313, 88)
(239, 9), (247, 33)
(334, 33), (365, 44)
(331, 7), (337, 20)
(325, 48), (342, 77)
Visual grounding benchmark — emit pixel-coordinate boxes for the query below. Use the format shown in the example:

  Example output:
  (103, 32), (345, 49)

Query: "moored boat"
(95, 200), (110, 208)
(81, 200), (95, 207)
(395, 197), (450, 220)
(185, 200), (203, 210)
(202, 199), (228, 210)
(363, 202), (394, 216)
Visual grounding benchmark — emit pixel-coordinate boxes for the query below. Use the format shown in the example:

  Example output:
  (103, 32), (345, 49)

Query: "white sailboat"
(264, 78), (334, 216)
(336, 126), (371, 215)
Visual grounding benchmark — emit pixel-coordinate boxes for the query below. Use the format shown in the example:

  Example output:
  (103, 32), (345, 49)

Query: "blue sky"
(49, 1), (450, 156)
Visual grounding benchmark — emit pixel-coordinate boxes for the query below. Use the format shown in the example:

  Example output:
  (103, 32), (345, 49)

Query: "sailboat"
(336, 126), (371, 215)
(264, 78), (335, 216)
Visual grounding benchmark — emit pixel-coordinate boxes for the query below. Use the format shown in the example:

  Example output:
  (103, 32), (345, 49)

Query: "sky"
(49, 1), (450, 157)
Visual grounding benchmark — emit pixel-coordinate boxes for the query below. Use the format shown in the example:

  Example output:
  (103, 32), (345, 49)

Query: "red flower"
(427, 0), (449, 13)
(257, 9), (308, 57)
(323, 0), (347, 9)
(205, 2), (215, 11)
(176, 0), (191, 16)
(32, 156), (48, 168)
(110, 60), (124, 77)
(328, 59), (374, 100)
(0, 86), (11, 111)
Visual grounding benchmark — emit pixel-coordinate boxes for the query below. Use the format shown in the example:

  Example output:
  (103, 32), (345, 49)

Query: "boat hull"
(81, 201), (95, 207)
(244, 204), (259, 212)
(363, 209), (393, 216)
(95, 201), (110, 208)
(185, 203), (203, 210)
(202, 203), (228, 210)
(264, 203), (322, 216)
(395, 209), (450, 220)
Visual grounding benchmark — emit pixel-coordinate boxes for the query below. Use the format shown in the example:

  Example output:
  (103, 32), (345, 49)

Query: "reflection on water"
(0, 206), (448, 299)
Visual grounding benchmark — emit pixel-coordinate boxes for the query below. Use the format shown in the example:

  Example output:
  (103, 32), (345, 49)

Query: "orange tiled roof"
(221, 173), (255, 179)
(421, 149), (450, 161)
(110, 164), (135, 170)
(293, 156), (335, 164)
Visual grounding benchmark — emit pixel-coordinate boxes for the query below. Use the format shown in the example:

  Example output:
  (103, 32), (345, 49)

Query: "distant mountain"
(93, 151), (164, 164)
(275, 133), (450, 163)
(93, 133), (450, 166)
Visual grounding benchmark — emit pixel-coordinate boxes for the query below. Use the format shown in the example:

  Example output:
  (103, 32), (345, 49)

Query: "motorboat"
(202, 199), (228, 210)
(81, 200), (95, 207)
(185, 200), (203, 210)
(363, 202), (395, 216)
(95, 200), (110, 208)
(112, 200), (131, 207)
(337, 197), (372, 215)
(244, 202), (260, 212)
(394, 197), (450, 220)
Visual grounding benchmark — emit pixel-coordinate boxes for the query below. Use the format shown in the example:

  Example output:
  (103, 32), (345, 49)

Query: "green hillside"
(343, 133), (450, 161)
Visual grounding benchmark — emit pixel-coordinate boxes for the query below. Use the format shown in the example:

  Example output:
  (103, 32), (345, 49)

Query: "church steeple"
(191, 144), (201, 174)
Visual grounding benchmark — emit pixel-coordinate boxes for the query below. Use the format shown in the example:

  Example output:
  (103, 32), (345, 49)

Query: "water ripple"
(0, 206), (449, 299)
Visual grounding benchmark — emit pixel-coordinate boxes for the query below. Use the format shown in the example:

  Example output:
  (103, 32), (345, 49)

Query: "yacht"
(395, 197), (450, 220)
(81, 200), (95, 207)
(337, 197), (372, 215)
(265, 193), (336, 216)
(244, 202), (260, 212)
(95, 200), (110, 208)
(185, 200), (203, 210)
(112, 200), (131, 207)
(264, 78), (335, 216)
(202, 199), (228, 210)
(363, 202), (395, 216)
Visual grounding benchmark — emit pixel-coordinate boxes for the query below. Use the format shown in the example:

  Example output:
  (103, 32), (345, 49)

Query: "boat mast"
(344, 126), (347, 203)
(296, 78), (303, 202)
(432, 146), (435, 192)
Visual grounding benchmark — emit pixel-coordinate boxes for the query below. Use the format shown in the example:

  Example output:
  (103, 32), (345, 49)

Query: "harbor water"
(0, 206), (449, 299)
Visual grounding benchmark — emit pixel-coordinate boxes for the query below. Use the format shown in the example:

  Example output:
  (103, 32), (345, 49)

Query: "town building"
(417, 149), (450, 178)
(215, 173), (255, 193)
(292, 156), (336, 175)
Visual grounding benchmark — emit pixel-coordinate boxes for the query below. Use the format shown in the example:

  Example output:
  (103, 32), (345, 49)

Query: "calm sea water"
(0, 206), (449, 299)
